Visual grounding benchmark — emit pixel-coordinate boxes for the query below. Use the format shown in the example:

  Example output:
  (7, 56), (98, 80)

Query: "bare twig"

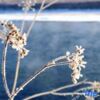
(11, 52), (21, 97)
(42, 0), (58, 10)
(14, 65), (52, 97)
(14, 58), (68, 96)
(26, 0), (46, 37)
(13, 61), (58, 97)
(24, 91), (52, 100)
(13, 51), (87, 97)
(21, 10), (28, 33)
(26, 0), (58, 37)
(51, 92), (85, 96)
(15, 55), (66, 96)
(24, 92), (84, 100)
(23, 80), (91, 100)
(2, 42), (11, 98)
(49, 80), (89, 93)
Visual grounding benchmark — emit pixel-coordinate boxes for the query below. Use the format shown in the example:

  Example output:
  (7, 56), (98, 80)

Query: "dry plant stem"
(24, 92), (84, 100)
(24, 80), (90, 100)
(13, 54), (84, 97)
(11, 52), (21, 96)
(75, 86), (92, 92)
(14, 59), (67, 96)
(11, 56), (65, 97)
(26, 0), (58, 37)
(51, 92), (85, 96)
(2, 42), (11, 98)
(14, 56), (66, 96)
(14, 65), (53, 97)
(21, 10), (28, 33)
(42, 0), (58, 10)
(26, 0), (46, 37)
(54, 56), (66, 62)
(24, 91), (53, 100)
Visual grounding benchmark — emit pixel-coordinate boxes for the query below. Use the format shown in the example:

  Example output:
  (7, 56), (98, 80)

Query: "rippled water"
(0, 20), (100, 100)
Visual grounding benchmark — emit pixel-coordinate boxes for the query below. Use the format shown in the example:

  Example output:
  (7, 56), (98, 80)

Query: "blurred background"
(0, 0), (100, 100)
(0, 0), (100, 4)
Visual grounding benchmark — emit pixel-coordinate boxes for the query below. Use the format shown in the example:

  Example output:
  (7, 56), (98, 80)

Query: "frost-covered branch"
(2, 41), (11, 98)
(42, 0), (58, 10)
(26, 0), (58, 37)
(26, 0), (46, 37)
(11, 53), (21, 97)
(23, 80), (96, 100)
(13, 46), (87, 97)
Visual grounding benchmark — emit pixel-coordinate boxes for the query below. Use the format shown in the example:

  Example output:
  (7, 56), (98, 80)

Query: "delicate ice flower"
(72, 69), (80, 79)
(19, 48), (29, 59)
(72, 78), (77, 84)
(66, 51), (87, 70)
(71, 69), (83, 84)
(20, 0), (36, 11)
(7, 32), (27, 50)
(75, 45), (85, 55)
(65, 45), (87, 84)
(0, 21), (29, 58)
(66, 51), (70, 56)
(79, 60), (87, 69)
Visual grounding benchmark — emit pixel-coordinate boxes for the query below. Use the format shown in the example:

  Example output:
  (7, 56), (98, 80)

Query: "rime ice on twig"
(20, 0), (36, 11)
(26, 0), (46, 37)
(47, 45), (87, 84)
(65, 46), (87, 84)
(0, 20), (29, 58)
(2, 43), (11, 98)
(23, 80), (93, 100)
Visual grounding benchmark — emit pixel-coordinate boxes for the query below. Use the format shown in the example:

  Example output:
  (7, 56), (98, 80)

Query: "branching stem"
(27, 0), (46, 37)
(23, 80), (92, 100)
(2, 42), (11, 98)
(11, 52), (21, 97)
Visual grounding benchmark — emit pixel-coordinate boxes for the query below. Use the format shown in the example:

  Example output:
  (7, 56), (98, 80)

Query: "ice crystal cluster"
(20, 0), (36, 11)
(66, 46), (87, 84)
(50, 45), (87, 84)
(0, 21), (29, 58)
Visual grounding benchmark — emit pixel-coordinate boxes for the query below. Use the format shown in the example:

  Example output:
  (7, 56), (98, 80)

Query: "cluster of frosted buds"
(0, 21), (29, 59)
(20, 0), (36, 11)
(66, 46), (87, 84)
(91, 81), (100, 92)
